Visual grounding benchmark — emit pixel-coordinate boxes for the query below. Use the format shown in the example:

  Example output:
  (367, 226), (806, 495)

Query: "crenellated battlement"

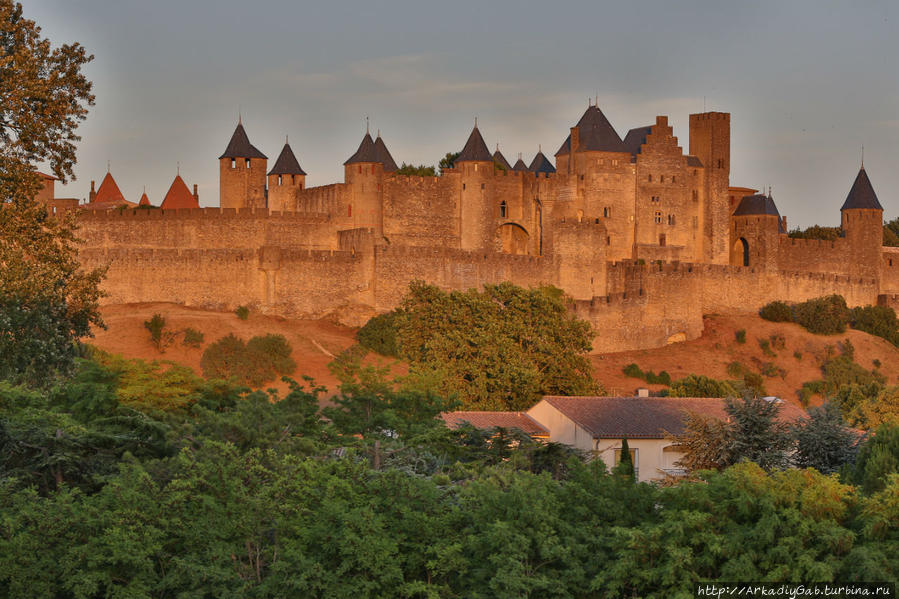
(77, 206), (331, 223)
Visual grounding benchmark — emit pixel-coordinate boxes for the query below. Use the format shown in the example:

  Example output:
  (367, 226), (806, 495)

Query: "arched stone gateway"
(732, 237), (749, 266)
(497, 223), (529, 255)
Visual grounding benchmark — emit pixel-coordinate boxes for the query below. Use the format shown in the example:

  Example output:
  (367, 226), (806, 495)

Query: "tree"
(672, 411), (732, 471)
(793, 402), (859, 474)
(395, 163), (436, 177)
(437, 151), (460, 174)
(0, 2), (102, 387)
(725, 396), (793, 470)
(853, 424), (899, 494)
(613, 437), (635, 481)
(395, 281), (599, 410)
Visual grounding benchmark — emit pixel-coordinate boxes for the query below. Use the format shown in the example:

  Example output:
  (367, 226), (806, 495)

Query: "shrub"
(182, 328), (204, 348)
(758, 338), (775, 358)
(794, 351), (802, 361)
(235, 305), (250, 320)
(759, 362), (784, 378)
(621, 363), (670, 386)
(793, 295), (849, 335)
(357, 310), (402, 357)
(759, 301), (793, 323)
(144, 313), (166, 350)
(873, 359), (882, 369)
(735, 329), (746, 344)
(668, 374), (738, 398)
(769, 334), (786, 351)
(200, 333), (295, 387)
(850, 305), (899, 346)
(726, 361), (745, 378)
(742, 371), (767, 397)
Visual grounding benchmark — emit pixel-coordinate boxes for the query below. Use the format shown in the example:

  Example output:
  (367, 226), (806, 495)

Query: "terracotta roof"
(344, 132), (378, 165)
(456, 126), (493, 162)
(37, 171), (58, 180)
(373, 134), (398, 172)
(219, 122), (267, 160)
(267, 142), (306, 176)
(733, 194), (781, 218)
(441, 411), (549, 436)
(493, 149), (512, 171)
(528, 150), (556, 174)
(160, 175), (199, 210)
(841, 167), (883, 211)
(512, 157), (528, 172)
(138, 192), (151, 206)
(81, 198), (137, 211)
(539, 396), (806, 439)
(555, 105), (628, 156)
(93, 172), (126, 204)
(622, 125), (652, 157)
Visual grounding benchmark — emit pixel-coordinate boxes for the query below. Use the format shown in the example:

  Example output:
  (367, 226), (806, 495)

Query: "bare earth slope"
(89, 304), (899, 407)
(593, 314), (899, 404)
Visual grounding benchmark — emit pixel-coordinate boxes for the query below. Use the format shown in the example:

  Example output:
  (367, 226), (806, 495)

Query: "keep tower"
(841, 166), (884, 281)
(689, 112), (731, 264)
(219, 120), (268, 210)
(267, 140), (306, 213)
(343, 129), (397, 235)
(455, 123), (495, 251)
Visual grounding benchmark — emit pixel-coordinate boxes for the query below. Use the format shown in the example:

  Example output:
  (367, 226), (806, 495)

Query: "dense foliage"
(395, 163), (436, 177)
(390, 281), (599, 410)
(201, 333), (296, 387)
(667, 374), (737, 398)
(0, 2), (104, 387)
(759, 300), (794, 322)
(622, 363), (671, 386)
(356, 309), (402, 357)
(787, 225), (841, 241)
(1, 357), (897, 596)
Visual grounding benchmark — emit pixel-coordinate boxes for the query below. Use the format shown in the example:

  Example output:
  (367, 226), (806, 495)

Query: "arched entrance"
(497, 223), (529, 255)
(732, 237), (749, 266)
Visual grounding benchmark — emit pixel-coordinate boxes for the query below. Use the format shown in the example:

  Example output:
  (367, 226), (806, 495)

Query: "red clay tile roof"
(138, 192), (151, 206)
(160, 175), (199, 210)
(540, 396), (806, 439)
(441, 411), (549, 436)
(93, 172), (126, 204)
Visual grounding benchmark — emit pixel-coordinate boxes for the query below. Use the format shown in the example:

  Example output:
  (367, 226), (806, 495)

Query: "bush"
(759, 301), (793, 323)
(143, 313), (174, 352)
(182, 328), (204, 348)
(735, 329), (746, 344)
(621, 363), (671, 386)
(201, 333), (295, 387)
(793, 295), (849, 335)
(758, 338), (775, 357)
(742, 371), (767, 397)
(794, 351), (802, 361)
(850, 305), (899, 346)
(726, 361), (745, 378)
(357, 310), (402, 357)
(668, 374), (738, 398)
(235, 305), (250, 320)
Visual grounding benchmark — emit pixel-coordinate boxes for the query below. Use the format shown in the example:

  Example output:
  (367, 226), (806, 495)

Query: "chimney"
(636, 388), (650, 398)
(89, 180), (96, 202)
(193, 184), (199, 202)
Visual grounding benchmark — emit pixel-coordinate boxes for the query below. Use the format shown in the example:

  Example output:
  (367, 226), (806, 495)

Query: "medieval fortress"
(52, 103), (897, 352)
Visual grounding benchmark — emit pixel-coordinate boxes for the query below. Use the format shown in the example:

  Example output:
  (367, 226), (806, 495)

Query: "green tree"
(0, 2), (103, 387)
(793, 402), (858, 474)
(668, 374), (737, 398)
(395, 281), (599, 410)
(395, 163), (436, 177)
(853, 424), (899, 494)
(437, 151), (460, 174)
(613, 437), (635, 481)
(725, 396), (793, 470)
(671, 411), (732, 471)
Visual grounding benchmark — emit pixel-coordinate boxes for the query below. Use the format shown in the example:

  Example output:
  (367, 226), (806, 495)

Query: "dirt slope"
(593, 313), (899, 405)
(88, 304), (899, 407)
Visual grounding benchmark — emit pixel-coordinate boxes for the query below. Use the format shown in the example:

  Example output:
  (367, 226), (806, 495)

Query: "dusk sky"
(26, 0), (897, 228)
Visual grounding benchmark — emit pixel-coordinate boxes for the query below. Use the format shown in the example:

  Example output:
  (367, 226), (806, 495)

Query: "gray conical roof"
(373, 134), (398, 172)
(456, 126), (493, 162)
(267, 142), (306, 176)
(344, 132), (378, 165)
(512, 158), (528, 172)
(733, 194), (781, 217)
(528, 151), (556, 174)
(493, 148), (512, 171)
(219, 122), (267, 160)
(841, 167), (883, 210)
(555, 105), (627, 156)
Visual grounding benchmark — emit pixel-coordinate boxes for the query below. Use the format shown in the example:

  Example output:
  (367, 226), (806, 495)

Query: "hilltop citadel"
(42, 103), (898, 352)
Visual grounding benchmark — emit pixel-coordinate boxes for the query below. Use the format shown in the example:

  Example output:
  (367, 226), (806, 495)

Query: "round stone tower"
(219, 119), (267, 210)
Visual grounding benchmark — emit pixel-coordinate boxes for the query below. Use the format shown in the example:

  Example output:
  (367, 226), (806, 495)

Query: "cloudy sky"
(26, 0), (898, 227)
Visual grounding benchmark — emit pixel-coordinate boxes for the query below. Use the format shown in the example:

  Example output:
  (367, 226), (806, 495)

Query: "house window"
(654, 211), (662, 224)
(500, 201), (508, 218)
(668, 214), (676, 226)
(603, 206), (611, 218)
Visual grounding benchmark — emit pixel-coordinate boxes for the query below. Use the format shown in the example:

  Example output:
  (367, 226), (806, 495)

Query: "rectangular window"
(672, 175), (676, 183)
(668, 214), (676, 226)
(245, 159), (251, 168)
(660, 175), (665, 183)
(648, 174), (652, 182)
(231, 158), (236, 169)
(603, 206), (611, 218)
(651, 196), (660, 203)
(654, 211), (662, 224)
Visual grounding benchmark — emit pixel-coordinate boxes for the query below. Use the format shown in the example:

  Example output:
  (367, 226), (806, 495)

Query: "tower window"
(651, 196), (660, 203)
(659, 234), (666, 246)
(654, 211), (662, 224)
(463, 183), (466, 190)
(499, 201), (507, 218)
(692, 189), (698, 200)
(231, 158), (236, 169)
(672, 175), (676, 183)
(668, 214), (676, 225)
(660, 175), (665, 183)
(348, 205), (352, 217)
(648, 174), (652, 182)
(371, 165), (375, 174)
(278, 175), (282, 186)
(481, 183), (485, 190)
(603, 206), (611, 218)
(245, 159), (251, 168)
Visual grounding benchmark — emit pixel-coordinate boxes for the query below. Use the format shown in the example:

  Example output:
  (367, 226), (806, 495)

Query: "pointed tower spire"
(219, 121), (267, 159)
(841, 166), (883, 211)
(268, 141), (306, 176)
(456, 122), (492, 163)
(373, 132), (398, 172)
